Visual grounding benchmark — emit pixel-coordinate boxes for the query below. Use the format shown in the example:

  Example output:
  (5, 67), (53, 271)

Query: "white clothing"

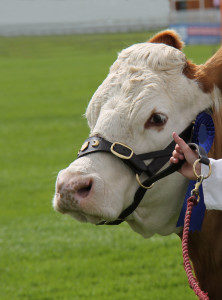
(202, 158), (222, 210)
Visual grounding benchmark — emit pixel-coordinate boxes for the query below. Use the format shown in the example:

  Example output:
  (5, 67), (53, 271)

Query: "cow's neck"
(127, 172), (188, 238)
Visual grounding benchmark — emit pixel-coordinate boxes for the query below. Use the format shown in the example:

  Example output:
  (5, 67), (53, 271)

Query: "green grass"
(0, 32), (219, 299)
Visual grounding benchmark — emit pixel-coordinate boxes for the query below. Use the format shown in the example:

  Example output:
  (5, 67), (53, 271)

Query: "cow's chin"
(53, 194), (124, 225)
(67, 211), (103, 224)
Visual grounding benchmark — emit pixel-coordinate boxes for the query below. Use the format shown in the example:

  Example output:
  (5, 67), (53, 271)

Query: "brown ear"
(196, 47), (222, 94)
(149, 30), (184, 50)
(183, 47), (222, 94)
(183, 47), (222, 161)
(199, 48), (222, 160)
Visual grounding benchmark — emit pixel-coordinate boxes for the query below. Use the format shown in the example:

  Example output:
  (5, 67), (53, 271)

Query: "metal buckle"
(191, 175), (204, 202)
(136, 174), (154, 189)
(111, 142), (134, 160)
(193, 158), (212, 180)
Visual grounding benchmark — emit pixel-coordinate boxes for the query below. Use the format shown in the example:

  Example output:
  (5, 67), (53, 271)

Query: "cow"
(53, 30), (222, 299)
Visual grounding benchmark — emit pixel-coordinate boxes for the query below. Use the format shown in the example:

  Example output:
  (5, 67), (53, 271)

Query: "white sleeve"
(201, 158), (222, 210)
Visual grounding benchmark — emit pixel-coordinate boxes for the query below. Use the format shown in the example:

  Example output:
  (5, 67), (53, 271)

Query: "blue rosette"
(176, 111), (215, 231)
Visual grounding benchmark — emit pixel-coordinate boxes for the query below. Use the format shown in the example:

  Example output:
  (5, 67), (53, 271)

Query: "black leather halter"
(77, 123), (194, 225)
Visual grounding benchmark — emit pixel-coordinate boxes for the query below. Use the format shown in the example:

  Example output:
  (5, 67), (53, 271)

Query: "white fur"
(53, 41), (213, 238)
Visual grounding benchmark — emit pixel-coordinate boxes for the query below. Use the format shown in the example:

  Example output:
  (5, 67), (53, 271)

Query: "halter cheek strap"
(77, 123), (194, 225)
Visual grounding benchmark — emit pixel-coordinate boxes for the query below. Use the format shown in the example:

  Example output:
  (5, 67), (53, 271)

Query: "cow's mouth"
(53, 193), (103, 224)
(54, 198), (102, 224)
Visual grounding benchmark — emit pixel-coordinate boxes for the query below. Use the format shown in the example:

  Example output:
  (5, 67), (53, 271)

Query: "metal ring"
(92, 140), (100, 147)
(193, 158), (212, 180)
(111, 142), (134, 160)
(136, 174), (154, 189)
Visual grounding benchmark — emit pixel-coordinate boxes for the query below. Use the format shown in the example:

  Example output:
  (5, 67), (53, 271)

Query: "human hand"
(170, 132), (200, 180)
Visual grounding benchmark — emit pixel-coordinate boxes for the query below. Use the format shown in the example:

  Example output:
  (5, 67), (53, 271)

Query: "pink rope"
(182, 195), (209, 300)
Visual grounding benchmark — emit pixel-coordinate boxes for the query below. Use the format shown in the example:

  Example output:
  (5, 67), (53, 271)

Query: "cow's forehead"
(86, 42), (187, 127)
(112, 42), (186, 71)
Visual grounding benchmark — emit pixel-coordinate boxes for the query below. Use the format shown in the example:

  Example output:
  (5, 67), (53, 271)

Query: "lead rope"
(182, 160), (212, 300)
(182, 195), (209, 300)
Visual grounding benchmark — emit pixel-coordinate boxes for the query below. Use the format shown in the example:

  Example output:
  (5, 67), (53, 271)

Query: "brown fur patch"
(149, 30), (184, 50)
(208, 106), (222, 159)
(183, 61), (214, 93)
(183, 60), (198, 80)
(183, 47), (222, 94)
(182, 47), (222, 158)
(197, 47), (222, 94)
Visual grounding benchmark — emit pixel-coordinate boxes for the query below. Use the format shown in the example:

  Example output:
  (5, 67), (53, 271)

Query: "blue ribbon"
(176, 112), (215, 231)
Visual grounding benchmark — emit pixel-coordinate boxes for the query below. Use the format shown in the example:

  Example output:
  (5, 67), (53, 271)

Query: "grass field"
(0, 31), (219, 300)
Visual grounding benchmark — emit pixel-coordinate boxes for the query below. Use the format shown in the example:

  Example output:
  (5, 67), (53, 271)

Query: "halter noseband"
(76, 123), (194, 225)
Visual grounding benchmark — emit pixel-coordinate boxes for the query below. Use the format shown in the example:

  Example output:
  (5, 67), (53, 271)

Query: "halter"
(77, 123), (193, 225)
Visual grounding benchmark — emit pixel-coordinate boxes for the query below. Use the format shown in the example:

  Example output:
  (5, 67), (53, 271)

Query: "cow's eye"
(145, 113), (168, 129)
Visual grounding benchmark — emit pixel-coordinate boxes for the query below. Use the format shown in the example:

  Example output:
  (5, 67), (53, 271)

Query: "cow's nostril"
(76, 180), (93, 198)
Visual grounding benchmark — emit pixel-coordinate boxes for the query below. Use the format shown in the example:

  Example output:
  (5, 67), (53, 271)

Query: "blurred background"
(1, 1), (221, 299)
(0, 0), (221, 43)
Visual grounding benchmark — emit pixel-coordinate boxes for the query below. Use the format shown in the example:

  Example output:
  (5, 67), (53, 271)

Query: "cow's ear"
(196, 47), (222, 94)
(149, 30), (184, 50)
(182, 46), (222, 94)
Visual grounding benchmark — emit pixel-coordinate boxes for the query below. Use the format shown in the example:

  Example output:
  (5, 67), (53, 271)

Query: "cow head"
(53, 30), (220, 238)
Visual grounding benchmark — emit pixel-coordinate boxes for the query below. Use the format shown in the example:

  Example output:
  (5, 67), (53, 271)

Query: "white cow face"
(53, 31), (212, 237)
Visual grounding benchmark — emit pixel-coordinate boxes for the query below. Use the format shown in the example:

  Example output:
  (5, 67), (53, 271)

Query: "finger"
(173, 150), (185, 161)
(172, 132), (193, 155)
(170, 156), (179, 164)
(172, 150), (180, 159)
(175, 144), (183, 154)
(179, 154), (185, 160)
